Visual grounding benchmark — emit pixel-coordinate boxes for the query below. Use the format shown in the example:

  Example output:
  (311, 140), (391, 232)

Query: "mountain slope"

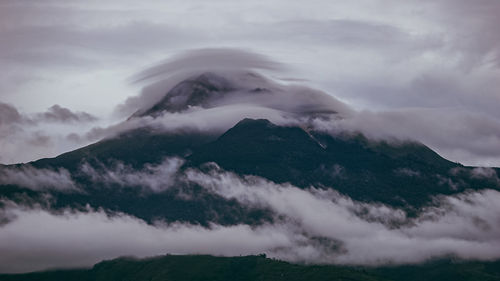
(2, 118), (500, 225)
(2, 71), (500, 224)
(32, 129), (217, 171)
(188, 118), (497, 207)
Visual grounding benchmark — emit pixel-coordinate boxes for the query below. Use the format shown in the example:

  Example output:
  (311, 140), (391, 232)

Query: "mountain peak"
(232, 118), (275, 129)
(133, 72), (235, 117)
(129, 69), (352, 123)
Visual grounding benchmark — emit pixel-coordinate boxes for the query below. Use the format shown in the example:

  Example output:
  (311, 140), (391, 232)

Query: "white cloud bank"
(1, 167), (500, 273)
(0, 102), (101, 165)
(0, 165), (77, 192)
(0, 206), (289, 273)
(81, 158), (183, 193)
(187, 168), (500, 265)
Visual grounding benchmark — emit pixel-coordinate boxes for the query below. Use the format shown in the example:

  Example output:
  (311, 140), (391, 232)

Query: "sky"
(1, 0), (500, 166)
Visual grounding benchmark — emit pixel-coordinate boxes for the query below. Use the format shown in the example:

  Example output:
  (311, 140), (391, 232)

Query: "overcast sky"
(1, 0), (500, 166)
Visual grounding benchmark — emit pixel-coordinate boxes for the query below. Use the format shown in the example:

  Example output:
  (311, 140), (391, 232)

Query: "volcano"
(1, 70), (500, 276)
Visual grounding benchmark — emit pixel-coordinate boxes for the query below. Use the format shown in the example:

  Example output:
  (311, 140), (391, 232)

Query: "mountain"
(1, 70), (500, 276)
(187, 118), (472, 207)
(2, 72), (500, 224)
(133, 72), (234, 117)
(2, 117), (496, 224)
(7, 116), (497, 217)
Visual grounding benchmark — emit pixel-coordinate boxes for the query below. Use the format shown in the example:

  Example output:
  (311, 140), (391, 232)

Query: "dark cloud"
(0, 102), (23, 125)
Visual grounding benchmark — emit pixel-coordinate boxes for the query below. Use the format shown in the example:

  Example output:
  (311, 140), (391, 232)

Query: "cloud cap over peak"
(131, 48), (285, 83)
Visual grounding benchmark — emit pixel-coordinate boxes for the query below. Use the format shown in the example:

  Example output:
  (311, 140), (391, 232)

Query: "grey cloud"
(37, 104), (97, 123)
(1, 103), (97, 125)
(331, 69), (500, 122)
(95, 94), (350, 144)
(311, 108), (500, 166)
(93, 49), (352, 141)
(83, 104), (292, 143)
(132, 48), (284, 83)
(0, 102), (23, 125)
(0, 103), (100, 164)
(81, 158), (183, 193)
(0, 128), (79, 165)
(450, 167), (500, 183)
(27, 131), (52, 147)
(0, 165), (78, 192)
(0, 206), (291, 273)
(431, 0), (500, 68)
(470, 167), (499, 181)
(0, 19), (200, 68)
(394, 168), (421, 177)
(117, 48), (286, 117)
(362, 0), (500, 69)
(246, 19), (443, 59)
(186, 167), (500, 265)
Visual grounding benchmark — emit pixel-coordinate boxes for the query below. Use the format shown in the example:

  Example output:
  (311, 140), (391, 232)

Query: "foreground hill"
(1, 254), (499, 281)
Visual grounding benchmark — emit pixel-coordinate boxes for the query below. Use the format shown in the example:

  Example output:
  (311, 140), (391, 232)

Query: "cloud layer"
(0, 165), (77, 192)
(1, 163), (500, 273)
(0, 102), (100, 164)
(187, 167), (500, 265)
(81, 158), (183, 193)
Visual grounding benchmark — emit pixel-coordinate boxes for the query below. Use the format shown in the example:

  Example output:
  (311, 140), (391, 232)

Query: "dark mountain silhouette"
(2, 72), (500, 224)
(2, 117), (498, 225)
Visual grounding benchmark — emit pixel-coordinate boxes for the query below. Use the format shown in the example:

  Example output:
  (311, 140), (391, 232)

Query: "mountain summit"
(130, 70), (351, 122)
(133, 72), (234, 117)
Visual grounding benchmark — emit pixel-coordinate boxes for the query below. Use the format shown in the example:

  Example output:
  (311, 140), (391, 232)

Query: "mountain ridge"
(3, 117), (499, 213)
